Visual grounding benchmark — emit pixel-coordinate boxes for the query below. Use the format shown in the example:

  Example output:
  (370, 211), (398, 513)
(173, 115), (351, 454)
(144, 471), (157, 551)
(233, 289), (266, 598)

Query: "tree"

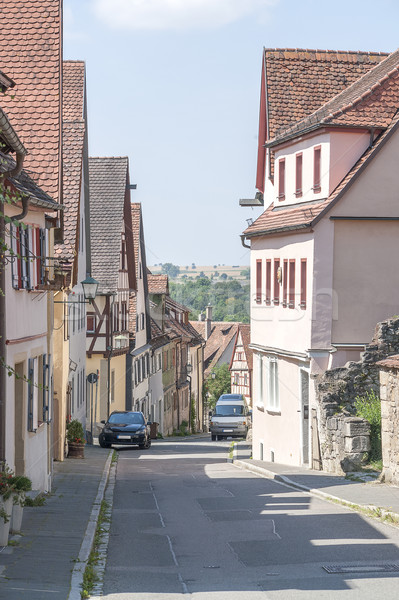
(220, 273), (228, 280)
(240, 268), (250, 279)
(204, 364), (231, 409)
(161, 263), (180, 278)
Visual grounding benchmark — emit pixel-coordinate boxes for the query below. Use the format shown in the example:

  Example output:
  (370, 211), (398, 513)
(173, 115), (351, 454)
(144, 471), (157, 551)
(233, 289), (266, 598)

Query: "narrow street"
(101, 438), (399, 599)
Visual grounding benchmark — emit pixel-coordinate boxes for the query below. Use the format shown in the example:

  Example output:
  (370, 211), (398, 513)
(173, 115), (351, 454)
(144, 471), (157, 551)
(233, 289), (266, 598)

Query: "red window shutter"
(301, 259), (307, 309)
(266, 259), (271, 305)
(256, 260), (262, 303)
(273, 259), (280, 304)
(278, 158), (285, 200)
(296, 153), (303, 197)
(313, 146), (321, 193)
(289, 260), (296, 309)
(283, 259), (288, 307)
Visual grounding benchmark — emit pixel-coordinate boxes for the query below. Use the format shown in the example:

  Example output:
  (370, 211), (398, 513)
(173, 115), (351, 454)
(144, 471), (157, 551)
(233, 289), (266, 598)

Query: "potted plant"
(0, 462), (15, 546)
(67, 419), (86, 459)
(10, 475), (32, 533)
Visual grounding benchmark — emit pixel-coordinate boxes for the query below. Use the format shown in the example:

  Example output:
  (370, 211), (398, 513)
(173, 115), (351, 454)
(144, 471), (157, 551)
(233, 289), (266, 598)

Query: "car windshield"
(108, 413), (144, 425)
(214, 405), (244, 416)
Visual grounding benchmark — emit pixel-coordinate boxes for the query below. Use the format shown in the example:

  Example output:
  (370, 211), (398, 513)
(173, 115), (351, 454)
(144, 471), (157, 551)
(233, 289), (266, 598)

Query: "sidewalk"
(232, 444), (399, 522)
(0, 445), (111, 600)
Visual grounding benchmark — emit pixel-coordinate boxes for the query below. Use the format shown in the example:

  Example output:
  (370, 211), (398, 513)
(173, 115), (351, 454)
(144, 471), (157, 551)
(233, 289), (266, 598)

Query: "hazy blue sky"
(64, 0), (399, 266)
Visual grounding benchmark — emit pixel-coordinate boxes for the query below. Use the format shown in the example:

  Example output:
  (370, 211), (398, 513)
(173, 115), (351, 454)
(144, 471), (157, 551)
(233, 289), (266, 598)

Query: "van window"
(214, 405), (244, 416)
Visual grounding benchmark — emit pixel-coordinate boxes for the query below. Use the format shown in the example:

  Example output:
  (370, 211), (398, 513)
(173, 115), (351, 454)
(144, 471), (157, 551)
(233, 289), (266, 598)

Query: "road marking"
(271, 519), (281, 539)
(224, 488), (235, 497)
(178, 572), (189, 594)
(7, 588), (60, 593)
(166, 535), (179, 566)
(149, 482), (165, 528)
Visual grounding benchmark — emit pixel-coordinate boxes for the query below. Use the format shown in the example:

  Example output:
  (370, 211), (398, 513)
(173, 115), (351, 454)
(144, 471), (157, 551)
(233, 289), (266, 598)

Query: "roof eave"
(244, 223), (313, 239)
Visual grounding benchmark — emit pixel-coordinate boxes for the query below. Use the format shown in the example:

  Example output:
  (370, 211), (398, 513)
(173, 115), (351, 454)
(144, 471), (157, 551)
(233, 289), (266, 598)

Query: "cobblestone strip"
(90, 454), (117, 599)
(68, 451), (113, 600)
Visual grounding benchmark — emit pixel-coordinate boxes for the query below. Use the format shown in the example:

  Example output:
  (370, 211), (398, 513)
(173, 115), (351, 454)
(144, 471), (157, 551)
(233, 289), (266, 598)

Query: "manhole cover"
(323, 564), (399, 574)
(203, 565), (220, 569)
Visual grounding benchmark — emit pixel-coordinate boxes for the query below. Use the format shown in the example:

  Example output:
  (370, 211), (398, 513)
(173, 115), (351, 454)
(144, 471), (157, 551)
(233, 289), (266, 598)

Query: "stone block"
(345, 435), (370, 453)
(344, 418), (370, 437)
(326, 417), (338, 430)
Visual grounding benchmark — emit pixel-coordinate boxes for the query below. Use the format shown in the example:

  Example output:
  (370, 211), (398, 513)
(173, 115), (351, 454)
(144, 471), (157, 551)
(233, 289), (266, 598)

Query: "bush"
(354, 391), (381, 462)
(66, 419), (86, 444)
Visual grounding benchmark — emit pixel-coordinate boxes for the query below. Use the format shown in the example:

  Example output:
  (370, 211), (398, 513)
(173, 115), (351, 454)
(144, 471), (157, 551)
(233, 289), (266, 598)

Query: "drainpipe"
(0, 150), (26, 462)
(240, 234), (250, 249)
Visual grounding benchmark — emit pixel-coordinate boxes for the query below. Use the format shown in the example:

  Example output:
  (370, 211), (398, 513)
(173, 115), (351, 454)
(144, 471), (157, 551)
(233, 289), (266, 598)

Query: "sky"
(64, 0), (399, 267)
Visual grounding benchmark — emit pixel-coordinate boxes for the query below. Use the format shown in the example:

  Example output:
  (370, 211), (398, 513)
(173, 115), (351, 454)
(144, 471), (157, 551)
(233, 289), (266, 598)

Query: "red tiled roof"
(0, 0), (62, 201)
(148, 274), (169, 295)
(270, 49), (399, 145)
(55, 62), (86, 263)
(190, 321), (239, 375)
(245, 113), (399, 238)
(264, 48), (388, 143)
(63, 61), (85, 122)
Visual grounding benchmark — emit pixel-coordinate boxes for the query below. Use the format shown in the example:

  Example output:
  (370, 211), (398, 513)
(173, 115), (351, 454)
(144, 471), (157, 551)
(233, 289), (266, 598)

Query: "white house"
(242, 48), (399, 467)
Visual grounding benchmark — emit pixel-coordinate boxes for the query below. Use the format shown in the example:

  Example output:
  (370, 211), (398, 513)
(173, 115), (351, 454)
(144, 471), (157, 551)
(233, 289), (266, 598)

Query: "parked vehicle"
(209, 394), (250, 441)
(99, 411), (152, 449)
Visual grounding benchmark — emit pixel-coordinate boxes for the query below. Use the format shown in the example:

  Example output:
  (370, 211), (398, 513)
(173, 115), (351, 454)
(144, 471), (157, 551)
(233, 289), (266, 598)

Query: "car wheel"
(99, 435), (111, 449)
(211, 433), (216, 441)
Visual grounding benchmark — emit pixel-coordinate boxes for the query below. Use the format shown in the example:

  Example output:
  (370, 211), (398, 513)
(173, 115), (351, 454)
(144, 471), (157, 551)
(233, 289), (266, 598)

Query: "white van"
(209, 393), (250, 441)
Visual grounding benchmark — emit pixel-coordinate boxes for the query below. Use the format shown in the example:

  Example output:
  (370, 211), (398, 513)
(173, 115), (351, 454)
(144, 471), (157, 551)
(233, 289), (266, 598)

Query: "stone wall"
(316, 317), (399, 474)
(379, 365), (399, 484)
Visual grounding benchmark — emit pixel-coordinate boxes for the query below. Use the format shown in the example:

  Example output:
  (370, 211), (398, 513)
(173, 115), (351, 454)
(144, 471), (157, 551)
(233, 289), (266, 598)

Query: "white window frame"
(266, 357), (279, 412)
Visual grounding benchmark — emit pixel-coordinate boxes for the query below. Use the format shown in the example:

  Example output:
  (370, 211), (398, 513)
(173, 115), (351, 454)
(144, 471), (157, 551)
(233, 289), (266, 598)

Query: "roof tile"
(0, 0), (62, 201)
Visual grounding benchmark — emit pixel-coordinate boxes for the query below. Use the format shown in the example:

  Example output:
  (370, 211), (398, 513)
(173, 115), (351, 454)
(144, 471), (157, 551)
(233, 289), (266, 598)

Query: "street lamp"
(81, 276), (100, 302)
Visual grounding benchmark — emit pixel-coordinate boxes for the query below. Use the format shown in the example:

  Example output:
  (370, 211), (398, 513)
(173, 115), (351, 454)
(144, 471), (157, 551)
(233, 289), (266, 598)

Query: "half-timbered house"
(86, 157), (136, 429)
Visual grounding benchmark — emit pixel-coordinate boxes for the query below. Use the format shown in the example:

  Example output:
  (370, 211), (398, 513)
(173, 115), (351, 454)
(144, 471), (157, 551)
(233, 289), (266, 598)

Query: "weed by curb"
(80, 499), (111, 599)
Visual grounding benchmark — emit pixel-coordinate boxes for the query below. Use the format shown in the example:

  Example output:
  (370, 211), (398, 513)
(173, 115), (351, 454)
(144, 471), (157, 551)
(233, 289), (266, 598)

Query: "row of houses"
(0, 0), (205, 492)
(242, 47), (399, 468)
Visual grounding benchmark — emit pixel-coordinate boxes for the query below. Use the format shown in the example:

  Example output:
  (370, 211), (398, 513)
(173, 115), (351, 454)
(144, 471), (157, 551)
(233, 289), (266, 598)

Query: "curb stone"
(68, 451), (113, 600)
(90, 454), (117, 599)
(233, 459), (399, 529)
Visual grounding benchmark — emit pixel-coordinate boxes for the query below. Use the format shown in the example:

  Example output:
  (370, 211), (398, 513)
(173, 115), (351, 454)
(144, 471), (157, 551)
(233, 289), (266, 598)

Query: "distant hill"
(149, 264), (250, 283)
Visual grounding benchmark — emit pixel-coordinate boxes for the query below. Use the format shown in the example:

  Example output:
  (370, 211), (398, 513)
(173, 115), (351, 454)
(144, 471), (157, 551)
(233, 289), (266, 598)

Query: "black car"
(99, 411), (152, 449)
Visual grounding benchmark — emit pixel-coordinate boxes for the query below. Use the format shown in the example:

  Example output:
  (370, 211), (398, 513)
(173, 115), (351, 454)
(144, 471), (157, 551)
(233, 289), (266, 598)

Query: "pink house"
(242, 48), (399, 467)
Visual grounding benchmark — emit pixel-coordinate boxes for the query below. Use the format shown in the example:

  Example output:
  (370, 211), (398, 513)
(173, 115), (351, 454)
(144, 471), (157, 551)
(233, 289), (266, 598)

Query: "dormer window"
(313, 146), (321, 193)
(295, 153), (303, 197)
(278, 158), (285, 201)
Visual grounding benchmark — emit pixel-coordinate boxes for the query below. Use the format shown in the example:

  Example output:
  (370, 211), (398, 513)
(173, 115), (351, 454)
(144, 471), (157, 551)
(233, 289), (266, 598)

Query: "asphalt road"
(102, 437), (399, 599)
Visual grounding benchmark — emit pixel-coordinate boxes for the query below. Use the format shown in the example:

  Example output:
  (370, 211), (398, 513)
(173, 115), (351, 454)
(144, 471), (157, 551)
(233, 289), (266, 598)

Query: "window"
(244, 373), (248, 386)
(273, 259), (280, 305)
(267, 358), (279, 412)
(121, 235), (126, 270)
(113, 303), (119, 332)
(295, 153), (303, 197)
(237, 352), (243, 361)
(121, 302), (128, 331)
(87, 314), (96, 333)
(283, 259), (288, 307)
(10, 223), (47, 290)
(289, 260), (295, 309)
(256, 354), (263, 408)
(300, 259), (307, 309)
(278, 158), (285, 200)
(140, 313), (145, 330)
(313, 146), (321, 193)
(266, 259), (271, 305)
(256, 260), (262, 303)
(234, 373), (239, 385)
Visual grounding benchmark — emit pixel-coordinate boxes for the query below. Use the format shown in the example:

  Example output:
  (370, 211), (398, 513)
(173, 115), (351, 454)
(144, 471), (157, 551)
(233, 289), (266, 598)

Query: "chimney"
(205, 305), (212, 340)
